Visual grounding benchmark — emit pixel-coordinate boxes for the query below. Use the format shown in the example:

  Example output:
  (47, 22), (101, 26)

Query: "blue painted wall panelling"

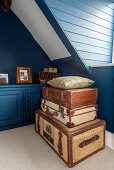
(49, 1), (113, 29)
(0, 84), (44, 131)
(61, 0), (113, 23)
(78, 0), (114, 16)
(0, 90), (23, 127)
(49, 3), (113, 36)
(79, 59), (110, 66)
(44, 0), (114, 66)
(0, 2), (51, 84)
(68, 32), (112, 50)
(25, 88), (42, 122)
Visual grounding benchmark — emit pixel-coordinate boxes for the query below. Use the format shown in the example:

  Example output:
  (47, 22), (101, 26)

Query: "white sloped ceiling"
(11, 0), (70, 60)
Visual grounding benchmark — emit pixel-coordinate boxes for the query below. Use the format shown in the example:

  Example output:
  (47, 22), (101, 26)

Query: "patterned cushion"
(47, 76), (94, 89)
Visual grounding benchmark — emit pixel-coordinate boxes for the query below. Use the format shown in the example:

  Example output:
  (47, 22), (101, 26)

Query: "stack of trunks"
(35, 86), (106, 167)
(41, 86), (98, 127)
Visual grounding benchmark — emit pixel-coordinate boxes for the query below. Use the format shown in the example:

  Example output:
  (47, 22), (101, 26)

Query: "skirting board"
(105, 131), (114, 150)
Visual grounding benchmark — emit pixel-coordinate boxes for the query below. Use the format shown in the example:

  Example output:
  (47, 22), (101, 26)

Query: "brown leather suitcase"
(34, 72), (60, 79)
(41, 99), (97, 128)
(35, 110), (106, 168)
(42, 87), (98, 109)
(34, 72), (60, 84)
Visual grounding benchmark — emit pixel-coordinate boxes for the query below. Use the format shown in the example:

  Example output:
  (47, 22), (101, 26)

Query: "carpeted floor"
(0, 125), (113, 170)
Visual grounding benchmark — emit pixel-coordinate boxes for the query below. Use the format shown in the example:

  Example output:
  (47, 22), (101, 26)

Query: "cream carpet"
(0, 125), (113, 170)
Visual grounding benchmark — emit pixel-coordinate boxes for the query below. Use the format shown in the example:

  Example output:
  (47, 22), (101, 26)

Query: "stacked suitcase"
(34, 67), (60, 84)
(35, 86), (106, 168)
(41, 87), (99, 127)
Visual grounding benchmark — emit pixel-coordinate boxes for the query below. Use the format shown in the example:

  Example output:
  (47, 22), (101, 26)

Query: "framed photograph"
(0, 74), (8, 84)
(16, 66), (32, 84)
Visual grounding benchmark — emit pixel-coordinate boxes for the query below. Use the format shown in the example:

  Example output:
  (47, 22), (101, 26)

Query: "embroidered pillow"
(47, 76), (94, 89)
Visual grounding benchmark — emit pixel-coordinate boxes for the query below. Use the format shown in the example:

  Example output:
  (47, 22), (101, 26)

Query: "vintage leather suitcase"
(34, 72), (60, 84)
(42, 87), (98, 109)
(35, 110), (106, 168)
(41, 99), (97, 128)
(34, 72), (60, 79)
(34, 79), (49, 84)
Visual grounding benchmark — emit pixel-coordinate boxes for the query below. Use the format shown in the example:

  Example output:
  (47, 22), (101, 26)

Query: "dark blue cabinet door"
(0, 90), (23, 127)
(25, 88), (42, 122)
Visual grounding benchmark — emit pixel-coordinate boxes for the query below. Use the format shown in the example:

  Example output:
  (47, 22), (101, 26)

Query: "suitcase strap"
(59, 92), (65, 116)
(59, 91), (63, 106)
(44, 89), (48, 107)
(38, 115), (40, 133)
(46, 106), (58, 117)
(58, 131), (63, 156)
(79, 135), (100, 148)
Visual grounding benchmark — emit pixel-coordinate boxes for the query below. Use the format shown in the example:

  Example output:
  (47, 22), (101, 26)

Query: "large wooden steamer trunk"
(41, 99), (98, 128)
(42, 87), (98, 109)
(35, 110), (106, 168)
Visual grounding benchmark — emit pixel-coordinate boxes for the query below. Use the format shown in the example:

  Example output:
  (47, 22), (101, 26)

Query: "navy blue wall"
(91, 66), (114, 133)
(0, 3), (51, 84)
(44, 0), (114, 66)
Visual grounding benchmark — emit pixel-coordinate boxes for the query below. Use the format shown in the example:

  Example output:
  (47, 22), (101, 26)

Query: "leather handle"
(58, 131), (63, 156)
(79, 135), (100, 148)
(46, 107), (58, 117)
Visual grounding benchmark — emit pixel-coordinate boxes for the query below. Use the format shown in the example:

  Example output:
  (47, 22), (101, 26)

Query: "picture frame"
(2, 0), (12, 12)
(16, 66), (32, 84)
(0, 74), (8, 84)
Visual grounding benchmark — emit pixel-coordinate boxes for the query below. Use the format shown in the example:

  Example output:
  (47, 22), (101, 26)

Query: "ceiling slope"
(41, 0), (113, 67)
(35, 0), (90, 74)
(11, 0), (90, 74)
